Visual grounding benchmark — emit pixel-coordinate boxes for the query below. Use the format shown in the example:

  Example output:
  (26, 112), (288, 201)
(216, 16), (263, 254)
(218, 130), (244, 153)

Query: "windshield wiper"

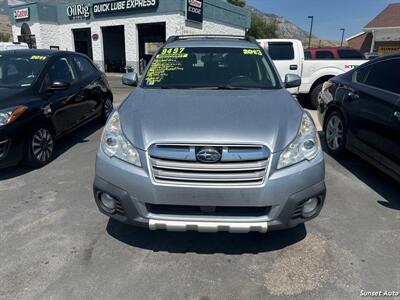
(145, 85), (266, 90)
(188, 85), (251, 90)
(216, 85), (250, 90)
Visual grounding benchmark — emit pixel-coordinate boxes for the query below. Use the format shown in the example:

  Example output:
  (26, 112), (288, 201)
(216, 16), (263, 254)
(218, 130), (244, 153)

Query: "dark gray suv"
(93, 35), (326, 233)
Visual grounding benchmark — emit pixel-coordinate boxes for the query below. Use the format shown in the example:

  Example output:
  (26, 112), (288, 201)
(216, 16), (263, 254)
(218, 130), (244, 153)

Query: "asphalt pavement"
(0, 75), (399, 300)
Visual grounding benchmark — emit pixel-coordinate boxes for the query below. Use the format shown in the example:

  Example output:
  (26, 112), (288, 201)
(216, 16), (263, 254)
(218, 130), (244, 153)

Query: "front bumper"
(0, 123), (27, 168)
(94, 148), (326, 232)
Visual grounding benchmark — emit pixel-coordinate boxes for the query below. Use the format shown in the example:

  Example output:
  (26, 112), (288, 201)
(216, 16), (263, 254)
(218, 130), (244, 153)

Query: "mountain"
(247, 6), (312, 40)
(247, 5), (343, 47)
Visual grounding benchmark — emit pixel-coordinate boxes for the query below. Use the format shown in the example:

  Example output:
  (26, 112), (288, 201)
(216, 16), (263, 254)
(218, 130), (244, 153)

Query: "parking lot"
(0, 75), (399, 300)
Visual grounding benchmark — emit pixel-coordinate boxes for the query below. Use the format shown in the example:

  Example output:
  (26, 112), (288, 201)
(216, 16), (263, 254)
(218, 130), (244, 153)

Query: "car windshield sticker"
(30, 55), (49, 60)
(145, 48), (188, 85)
(243, 49), (263, 56)
(159, 47), (188, 58)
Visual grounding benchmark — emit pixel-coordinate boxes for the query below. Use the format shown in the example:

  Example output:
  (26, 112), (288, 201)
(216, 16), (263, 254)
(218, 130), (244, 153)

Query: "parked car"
(318, 54), (400, 182)
(93, 35), (326, 233)
(304, 47), (365, 60)
(0, 42), (29, 51)
(258, 39), (368, 109)
(0, 49), (113, 168)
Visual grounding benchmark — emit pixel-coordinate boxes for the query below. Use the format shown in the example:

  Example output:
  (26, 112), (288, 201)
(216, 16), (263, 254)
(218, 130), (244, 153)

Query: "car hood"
(119, 88), (303, 153)
(0, 87), (29, 110)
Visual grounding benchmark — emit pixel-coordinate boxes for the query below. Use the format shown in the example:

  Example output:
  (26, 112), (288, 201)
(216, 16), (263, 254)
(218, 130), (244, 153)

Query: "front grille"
(148, 144), (270, 186)
(0, 140), (9, 159)
(147, 204), (271, 217)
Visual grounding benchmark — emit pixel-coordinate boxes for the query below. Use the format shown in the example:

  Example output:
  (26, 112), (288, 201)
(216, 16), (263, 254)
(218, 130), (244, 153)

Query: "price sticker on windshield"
(30, 55), (49, 60)
(157, 48), (188, 58)
(243, 49), (263, 56)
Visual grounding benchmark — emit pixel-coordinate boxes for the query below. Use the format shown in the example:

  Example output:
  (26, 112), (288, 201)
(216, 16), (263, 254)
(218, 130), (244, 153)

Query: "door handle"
(394, 111), (400, 119)
(347, 91), (359, 100)
(290, 65), (298, 70)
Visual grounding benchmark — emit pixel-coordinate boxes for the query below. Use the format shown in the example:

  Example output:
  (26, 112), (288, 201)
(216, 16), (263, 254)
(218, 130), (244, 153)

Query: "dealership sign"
(378, 46), (400, 54)
(93, 0), (159, 15)
(67, 4), (91, 19)
(187, 0), (203, 23)
(14, 8), (30, 20)
(67, 0), (159, 19)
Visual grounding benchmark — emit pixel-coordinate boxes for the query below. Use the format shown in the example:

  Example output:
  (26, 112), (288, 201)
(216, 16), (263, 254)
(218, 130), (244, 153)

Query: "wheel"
(324, 111), (347, 156)
(100, 97), (113, 123)
(310, 83), (323, 110)
(25, 125), (55, 167)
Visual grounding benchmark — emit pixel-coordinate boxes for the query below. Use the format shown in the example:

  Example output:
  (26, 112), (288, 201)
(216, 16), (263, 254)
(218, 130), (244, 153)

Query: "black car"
(318, 54), (400, 182)
(0, 50), (113, 168)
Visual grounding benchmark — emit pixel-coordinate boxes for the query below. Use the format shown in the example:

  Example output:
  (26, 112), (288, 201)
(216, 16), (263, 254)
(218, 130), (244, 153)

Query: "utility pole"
(340, 28), (345, 47)
(308, 16), (314, 49)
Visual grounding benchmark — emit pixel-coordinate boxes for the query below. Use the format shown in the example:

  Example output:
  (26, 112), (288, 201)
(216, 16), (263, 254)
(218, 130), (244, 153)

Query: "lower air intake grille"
(0, 140), (9, 159)
(147, 204), (272, 217)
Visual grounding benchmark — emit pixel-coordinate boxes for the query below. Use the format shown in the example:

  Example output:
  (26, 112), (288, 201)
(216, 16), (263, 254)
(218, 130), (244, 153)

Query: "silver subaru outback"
(93, 35), (325, 233)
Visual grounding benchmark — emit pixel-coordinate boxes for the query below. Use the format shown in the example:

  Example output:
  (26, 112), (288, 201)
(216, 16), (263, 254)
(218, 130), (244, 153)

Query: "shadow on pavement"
(106, 219), (307, 254)
(320, 133), (400, 211)
(0, 121), (103, 181)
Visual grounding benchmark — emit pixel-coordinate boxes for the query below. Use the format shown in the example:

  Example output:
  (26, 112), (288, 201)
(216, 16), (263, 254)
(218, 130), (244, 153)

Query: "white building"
(10, 0), (250, 72)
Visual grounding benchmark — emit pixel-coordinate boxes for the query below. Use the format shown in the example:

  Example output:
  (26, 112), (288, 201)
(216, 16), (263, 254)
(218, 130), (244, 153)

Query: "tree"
(227, 0), (246, 7)
(247, 12), (279, 39)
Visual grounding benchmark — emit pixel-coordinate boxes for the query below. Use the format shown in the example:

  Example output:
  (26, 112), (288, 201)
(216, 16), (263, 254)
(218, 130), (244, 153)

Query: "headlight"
(277, 112), (321, 169)
(101, 111), (141, 167)
(0, 105), (27, 127)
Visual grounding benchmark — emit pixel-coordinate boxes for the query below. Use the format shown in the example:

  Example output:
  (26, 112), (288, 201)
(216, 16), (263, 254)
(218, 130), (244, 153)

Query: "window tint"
(304, 51), (312, 60)
(364, 59), (400, 94)
(316, 51), (334, 60)
(268, 43), (294, 60)
(47, 57), (76, 84)
(0, 54), (49, 88)
(338, 49), (364, 59)
(355, 65), (371, 83)
(72, 56), (97, 78)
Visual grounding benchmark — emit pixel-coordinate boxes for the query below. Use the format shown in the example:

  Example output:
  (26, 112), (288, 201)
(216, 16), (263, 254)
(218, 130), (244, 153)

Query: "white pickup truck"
(258, 39), (368, 108)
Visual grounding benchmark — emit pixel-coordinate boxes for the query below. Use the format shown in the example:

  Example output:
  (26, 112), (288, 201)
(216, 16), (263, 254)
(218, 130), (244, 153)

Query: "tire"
(310, 83), (323, 110)
(323, 111), (347, 156)
(25, 125), (55, 168)
(100, 97), (113, 124)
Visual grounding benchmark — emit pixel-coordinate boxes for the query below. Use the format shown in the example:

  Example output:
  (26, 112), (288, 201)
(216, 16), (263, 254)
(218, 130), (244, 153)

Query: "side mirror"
(284, 74), (302, 89)
(47, 81), (70, 92)
(122, 72), (138, 87)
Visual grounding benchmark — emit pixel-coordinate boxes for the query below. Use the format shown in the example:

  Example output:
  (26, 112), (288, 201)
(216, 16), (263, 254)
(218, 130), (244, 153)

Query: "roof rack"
(166, 35), (257, 44)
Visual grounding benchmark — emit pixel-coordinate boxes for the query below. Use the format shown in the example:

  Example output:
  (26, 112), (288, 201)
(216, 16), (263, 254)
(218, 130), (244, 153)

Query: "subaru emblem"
(196, 148), (221, 163)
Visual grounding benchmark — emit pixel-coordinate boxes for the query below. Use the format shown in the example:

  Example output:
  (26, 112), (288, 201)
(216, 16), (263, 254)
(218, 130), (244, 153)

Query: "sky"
(246, 0), (396, 40)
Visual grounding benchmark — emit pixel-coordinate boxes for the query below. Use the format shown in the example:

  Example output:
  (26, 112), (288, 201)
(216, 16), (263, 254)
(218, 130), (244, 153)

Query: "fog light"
(302, 197), (319, 218)
(100, 193), (116, 214)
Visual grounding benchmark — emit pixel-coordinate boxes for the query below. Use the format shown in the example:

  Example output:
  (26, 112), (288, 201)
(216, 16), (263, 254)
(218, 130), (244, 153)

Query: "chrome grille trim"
(148, 144), (269, 186)
(150, 158), (268, 172)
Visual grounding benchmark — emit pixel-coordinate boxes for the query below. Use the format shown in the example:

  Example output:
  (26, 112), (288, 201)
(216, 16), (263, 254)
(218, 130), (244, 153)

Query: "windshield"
(0, 53), (49, 88)
(143, 47), (280, 89)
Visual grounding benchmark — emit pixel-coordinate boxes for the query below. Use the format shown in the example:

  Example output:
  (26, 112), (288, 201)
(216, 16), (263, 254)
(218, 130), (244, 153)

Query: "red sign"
(92, 33), (99, 41)
(14, 8), (29, 20)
